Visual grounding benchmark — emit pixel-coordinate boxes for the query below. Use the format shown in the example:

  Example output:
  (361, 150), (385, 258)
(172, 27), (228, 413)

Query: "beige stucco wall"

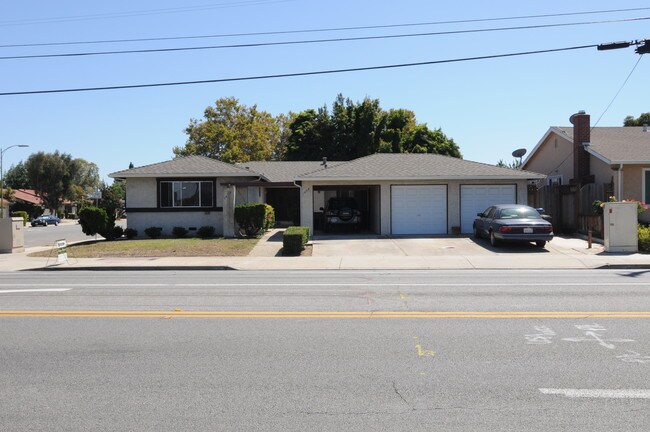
(590, 157), (614, 190)
(126, 178), (157, 208)
(524, 133), (573, 183)
(300, 179), (529, 236)
(124, 176), (258, 237)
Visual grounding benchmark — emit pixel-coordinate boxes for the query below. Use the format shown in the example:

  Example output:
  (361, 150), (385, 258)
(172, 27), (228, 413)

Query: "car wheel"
(54, 222), (58, 226)
(535, 241), (546, 248)
(489, 230), (500, 247)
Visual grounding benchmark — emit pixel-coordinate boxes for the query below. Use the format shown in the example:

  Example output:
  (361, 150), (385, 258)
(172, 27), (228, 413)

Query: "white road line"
(539, 388), (650, 399)
(0, 288), (71, 294)
(0, 283), (647, 287)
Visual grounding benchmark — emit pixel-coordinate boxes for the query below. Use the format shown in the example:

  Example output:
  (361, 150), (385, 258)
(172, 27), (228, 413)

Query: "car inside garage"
(313, 185), (380, 234)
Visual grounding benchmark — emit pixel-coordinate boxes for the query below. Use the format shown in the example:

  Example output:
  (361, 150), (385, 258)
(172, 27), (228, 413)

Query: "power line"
(592, 55), (644, 128)
(1, 17), (646, 61)
(0, 44), (597, 96)
(2, 6), (650, 48)
(0, 0), (293, 27)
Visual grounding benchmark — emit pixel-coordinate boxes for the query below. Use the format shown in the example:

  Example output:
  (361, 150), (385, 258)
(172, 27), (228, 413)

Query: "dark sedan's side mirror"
(477, 212), (483, 217)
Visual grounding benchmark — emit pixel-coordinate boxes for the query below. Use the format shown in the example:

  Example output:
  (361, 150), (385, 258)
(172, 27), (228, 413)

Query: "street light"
(1, 144), (30, 218)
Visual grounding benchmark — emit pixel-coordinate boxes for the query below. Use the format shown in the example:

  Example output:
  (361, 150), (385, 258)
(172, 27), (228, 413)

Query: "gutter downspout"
(617, 164), (623, 200)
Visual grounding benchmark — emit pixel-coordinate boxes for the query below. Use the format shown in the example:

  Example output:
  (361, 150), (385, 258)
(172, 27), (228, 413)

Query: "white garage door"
(391, 185), (447, 235)
(460, 184), (516, 233)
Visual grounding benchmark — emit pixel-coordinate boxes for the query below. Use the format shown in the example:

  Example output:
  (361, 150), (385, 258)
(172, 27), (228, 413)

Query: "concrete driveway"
(310, 234), (602, 257)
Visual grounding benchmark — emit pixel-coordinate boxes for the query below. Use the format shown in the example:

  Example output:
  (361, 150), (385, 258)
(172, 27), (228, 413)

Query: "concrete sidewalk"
(1, 229), (649, 271)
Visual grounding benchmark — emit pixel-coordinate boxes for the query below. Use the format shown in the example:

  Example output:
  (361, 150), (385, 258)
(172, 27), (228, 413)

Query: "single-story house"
(110, 153), (545, 237)
(523, 111), (650, 226)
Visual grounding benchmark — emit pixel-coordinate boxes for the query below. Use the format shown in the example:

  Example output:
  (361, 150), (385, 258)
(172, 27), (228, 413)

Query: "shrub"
(235, 203), (267, 237)
(144, 227), (162, 239)
(124, 228), (138, 239)
(112, 225), (124, 239)
(78, 206), (109, 237)
(172, 226), (188, 238)
(11, 211), (28, 226)
(283, 226), (310, 255)
(264, 204), (275, 231)
(639, 224), (650, 253)
(197, 225), (215, 239)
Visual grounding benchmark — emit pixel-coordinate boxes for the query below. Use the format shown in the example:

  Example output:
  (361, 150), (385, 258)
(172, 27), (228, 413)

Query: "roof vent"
(321, 157), (327, 168)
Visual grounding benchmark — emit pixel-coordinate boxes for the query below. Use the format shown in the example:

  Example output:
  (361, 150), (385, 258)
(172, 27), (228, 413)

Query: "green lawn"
(28, 238), (260, 258)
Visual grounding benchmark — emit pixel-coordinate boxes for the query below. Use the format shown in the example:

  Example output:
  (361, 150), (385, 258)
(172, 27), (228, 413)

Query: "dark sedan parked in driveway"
(473, 204), (553, 248)
(30, 215), (61, 227)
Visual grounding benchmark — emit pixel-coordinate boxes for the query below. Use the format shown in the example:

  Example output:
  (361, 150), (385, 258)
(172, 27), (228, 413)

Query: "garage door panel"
(460, 185), (516, 233)
(392, 185), (447, 235)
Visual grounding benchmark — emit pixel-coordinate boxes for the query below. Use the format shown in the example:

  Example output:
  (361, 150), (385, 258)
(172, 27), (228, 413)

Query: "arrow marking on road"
(540, 388), (650, 399)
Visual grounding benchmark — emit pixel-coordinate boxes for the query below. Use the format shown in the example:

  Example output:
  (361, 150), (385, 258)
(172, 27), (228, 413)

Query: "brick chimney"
(569, 111), (591, 184)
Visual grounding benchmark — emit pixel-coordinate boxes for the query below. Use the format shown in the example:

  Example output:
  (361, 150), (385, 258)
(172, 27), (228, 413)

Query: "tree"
(24, 151), (100, 214)
(283, 94), (462, 161)
(24, 151), (73, 213)
(173, 97), (281, 163)
(496, 159), (522, 169)
(3, 162), (30, 189)
(624, 113), (650, 126)
(284, 108), (332, 161)
(401, 125), (462, 157)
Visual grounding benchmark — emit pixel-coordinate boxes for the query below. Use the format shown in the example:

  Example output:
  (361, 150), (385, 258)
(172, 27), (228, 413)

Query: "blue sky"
(1, 1), (648, 182)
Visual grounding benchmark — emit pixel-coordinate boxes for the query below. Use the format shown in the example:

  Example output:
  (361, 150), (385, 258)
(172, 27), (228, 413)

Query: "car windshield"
(327, 198), (357, 210)
(498, 207), (541, 219)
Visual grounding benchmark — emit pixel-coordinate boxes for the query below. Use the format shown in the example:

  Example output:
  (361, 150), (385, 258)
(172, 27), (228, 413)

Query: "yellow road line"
(1, 311), (650, 319)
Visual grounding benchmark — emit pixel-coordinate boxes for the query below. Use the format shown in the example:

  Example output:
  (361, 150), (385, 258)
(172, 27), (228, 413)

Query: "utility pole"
(0, 144), (29, 218)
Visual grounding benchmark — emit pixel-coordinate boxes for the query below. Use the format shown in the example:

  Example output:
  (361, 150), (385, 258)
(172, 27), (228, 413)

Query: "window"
(160, 180), (213, 208)
(547, 175), (563, 186)
(644, 169), (650, 204)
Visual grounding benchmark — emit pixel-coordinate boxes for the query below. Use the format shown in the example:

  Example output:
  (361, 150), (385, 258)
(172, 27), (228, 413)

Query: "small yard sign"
(55, 239), (68, 264)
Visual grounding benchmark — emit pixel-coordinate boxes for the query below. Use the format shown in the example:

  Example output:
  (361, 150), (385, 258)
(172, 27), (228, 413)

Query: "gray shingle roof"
(109, 155), (254, 178)
(556, 126), (650, 163)
(235, 161), (346, 182)
(297, 153), (545, 180)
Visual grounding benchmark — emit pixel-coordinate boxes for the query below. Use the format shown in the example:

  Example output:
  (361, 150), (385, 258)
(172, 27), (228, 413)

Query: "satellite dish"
(512, 148), (527, 158)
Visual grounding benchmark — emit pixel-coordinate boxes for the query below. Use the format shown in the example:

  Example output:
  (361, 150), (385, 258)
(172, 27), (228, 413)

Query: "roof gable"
(235, 161), (346, 183)
(297, 153), (544, 180)
(525, 126), (650, 166)
(109, 155), (254, 178)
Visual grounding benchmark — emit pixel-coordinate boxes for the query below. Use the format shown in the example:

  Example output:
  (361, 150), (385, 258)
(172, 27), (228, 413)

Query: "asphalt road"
(1, 269), (649, 431)
(24, 219), (126, 248)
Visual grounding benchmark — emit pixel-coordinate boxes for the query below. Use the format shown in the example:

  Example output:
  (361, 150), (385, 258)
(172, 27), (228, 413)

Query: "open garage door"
(460, 184), (516, 233)
(391, 185), (447, 235)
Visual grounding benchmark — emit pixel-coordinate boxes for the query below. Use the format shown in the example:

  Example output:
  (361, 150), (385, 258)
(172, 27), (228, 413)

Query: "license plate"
(523, 228), (533, 234)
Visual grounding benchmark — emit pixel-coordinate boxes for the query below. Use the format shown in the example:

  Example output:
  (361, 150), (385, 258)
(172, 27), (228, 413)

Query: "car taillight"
(541, 226), (553, 232)
(499, 226), (513, 232)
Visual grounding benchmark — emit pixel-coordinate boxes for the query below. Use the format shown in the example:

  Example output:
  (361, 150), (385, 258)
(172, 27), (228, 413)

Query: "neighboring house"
(523, 111), (650, 228)
(110, 154), (545, 237)
(11, 189), (43, 207)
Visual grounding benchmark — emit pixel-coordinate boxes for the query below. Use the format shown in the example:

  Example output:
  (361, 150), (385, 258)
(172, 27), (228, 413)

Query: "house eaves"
(300, 174), (545, 182)
(522, 127), (571, 167)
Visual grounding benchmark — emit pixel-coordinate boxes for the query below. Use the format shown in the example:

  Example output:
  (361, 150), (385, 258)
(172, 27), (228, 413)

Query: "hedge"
(640, 224), (650, 253)
(235, 203), (269, 238)
(283, 226), (310, 255)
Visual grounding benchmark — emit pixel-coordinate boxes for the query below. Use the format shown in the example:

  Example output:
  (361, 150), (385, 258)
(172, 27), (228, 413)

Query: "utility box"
(0, 217), (25, 254)
(603, 202), (638, 253)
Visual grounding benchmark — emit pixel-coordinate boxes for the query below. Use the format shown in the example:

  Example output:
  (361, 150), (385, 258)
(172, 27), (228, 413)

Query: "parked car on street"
(30, 215), (61, 227)
(321, 197), (362, 233)
(473, 204), (553, 248)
